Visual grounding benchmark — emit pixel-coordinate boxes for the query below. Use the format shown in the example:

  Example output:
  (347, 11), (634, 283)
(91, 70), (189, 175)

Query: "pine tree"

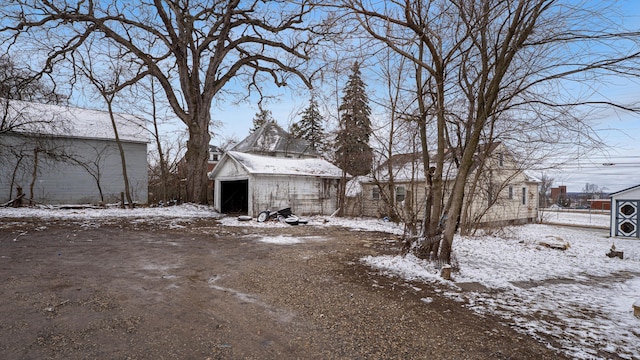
(251, 105), (275, 132)
(335, 61), (373, 176)
(290, 95), (325, 152)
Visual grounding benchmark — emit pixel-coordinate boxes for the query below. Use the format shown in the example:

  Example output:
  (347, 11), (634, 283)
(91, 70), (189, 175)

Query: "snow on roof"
(232, 122), (317, 157)
(2, 99), (147, 143)
(609, 184), (640, 197)
(523, 171), (541, 183)
(224, 151), (343, 178)
(364, 159), (459, 183)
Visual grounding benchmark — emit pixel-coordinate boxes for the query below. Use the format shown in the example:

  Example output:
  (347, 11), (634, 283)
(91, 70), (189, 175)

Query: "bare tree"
(74, 45), (138, 207)
(538, 173), (554, 208)
(368, 48), (421, 225)
(148, 132), (187, 205)
(1, 92), (70, 203)
(70, 143), (112, 202)
(0, 1), (329, 203)
(343, 0), (640, 263)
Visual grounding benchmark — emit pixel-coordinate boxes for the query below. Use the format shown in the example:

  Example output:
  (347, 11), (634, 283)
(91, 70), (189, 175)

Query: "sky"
(40, 0), (636, 193)
(203, 1), (640, 194)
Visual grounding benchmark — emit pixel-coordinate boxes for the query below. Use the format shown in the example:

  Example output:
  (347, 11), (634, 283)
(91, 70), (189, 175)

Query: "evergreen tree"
(290, 95), (325, 152)
(335, 61), (373, 176)
(250, 105), (275, 132)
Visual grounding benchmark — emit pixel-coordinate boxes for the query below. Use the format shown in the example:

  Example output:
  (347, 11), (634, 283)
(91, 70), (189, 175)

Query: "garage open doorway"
(221, 180), (248, 214)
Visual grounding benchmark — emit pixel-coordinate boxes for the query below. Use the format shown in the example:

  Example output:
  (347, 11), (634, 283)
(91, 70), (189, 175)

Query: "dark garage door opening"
(221, 180), (248, 214)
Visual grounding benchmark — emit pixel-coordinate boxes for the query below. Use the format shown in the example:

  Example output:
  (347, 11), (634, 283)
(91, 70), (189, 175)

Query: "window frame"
(396, 186), (406, 203)
(372, 187), (380, 200)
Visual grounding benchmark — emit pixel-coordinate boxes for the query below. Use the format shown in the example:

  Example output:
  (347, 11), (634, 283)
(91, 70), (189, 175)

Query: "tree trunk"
(9, 154), (24, 200)
(29, 148), (39, 205)
(150, 79), (168, 204)
(440, 129), (484, 263)
(106, 101), (133, 207)
(184, 112), (211, 204)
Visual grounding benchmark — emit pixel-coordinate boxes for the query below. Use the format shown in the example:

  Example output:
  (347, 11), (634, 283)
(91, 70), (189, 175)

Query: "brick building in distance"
(550, 185), (568, 206)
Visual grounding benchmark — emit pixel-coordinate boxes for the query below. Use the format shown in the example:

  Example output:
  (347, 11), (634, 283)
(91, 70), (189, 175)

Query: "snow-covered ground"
(541, 209), (610, 228)
(0, 203), (221, 220)
(1, 205), (637, 359)
(364, 225), (640, 359)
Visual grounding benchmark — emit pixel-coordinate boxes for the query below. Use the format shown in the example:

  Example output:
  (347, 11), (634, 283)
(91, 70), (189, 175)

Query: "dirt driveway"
(0, 216), (566, 359)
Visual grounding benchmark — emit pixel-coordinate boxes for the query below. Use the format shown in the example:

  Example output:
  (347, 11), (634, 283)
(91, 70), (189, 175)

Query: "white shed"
(609, 184), (640, 238)
(209, 151), (343, 217)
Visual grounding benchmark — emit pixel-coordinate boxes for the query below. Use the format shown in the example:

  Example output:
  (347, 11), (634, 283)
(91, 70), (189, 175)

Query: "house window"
(498, 153), (504, 167)
(210, 153), (219, 161)
(522, 187), (527, 205)
(396, 186), (406, 202)
(508, 186), (513, 200)
(372, 187), (380, 200)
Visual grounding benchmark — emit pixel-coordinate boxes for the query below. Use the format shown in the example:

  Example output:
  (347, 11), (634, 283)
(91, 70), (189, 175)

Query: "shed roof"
(609, 184), (640, 197)
(211, 151), (343, 178)
(1, 98), (147, 143)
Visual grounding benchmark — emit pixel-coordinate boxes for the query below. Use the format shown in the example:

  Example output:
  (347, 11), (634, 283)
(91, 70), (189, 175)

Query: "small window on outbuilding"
(499, 153), (504, 167)
(508, 186), (513, 200)
(522, 187), (527, 205)
(396, 186), (406, 202)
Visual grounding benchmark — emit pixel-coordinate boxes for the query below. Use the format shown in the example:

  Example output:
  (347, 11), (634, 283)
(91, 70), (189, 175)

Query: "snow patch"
(258, 236), (303, 245)
(362, 223), (640, 359)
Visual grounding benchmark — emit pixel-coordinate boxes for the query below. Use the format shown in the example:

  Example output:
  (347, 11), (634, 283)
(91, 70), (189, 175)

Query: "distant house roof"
(1, 98), (147, 143)
(364, 142), (538, 183)
(209, 144), (223, 153)
(210, 151), (343, 179)
(231, 122), (317, 158)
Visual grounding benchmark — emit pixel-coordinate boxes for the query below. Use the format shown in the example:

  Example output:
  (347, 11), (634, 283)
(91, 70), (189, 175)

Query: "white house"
(208, 122), (343, 216)
(0, 99), (148, 205)
(345, 142), (539, 227)
(609, 184), (640, 239)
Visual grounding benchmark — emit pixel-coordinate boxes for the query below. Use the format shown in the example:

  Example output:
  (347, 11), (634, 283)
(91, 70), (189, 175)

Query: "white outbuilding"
(209, 122), (345, 217)
(609, 184), (640, 239)
(209, 151), (342, 216)
(0, 99), (148, 205)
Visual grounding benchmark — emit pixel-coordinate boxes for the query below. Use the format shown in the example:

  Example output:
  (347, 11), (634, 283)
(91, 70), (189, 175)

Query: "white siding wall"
(0, 134), (147, 204)
(211, 156), (339, 217)
(250, 176), (338, 216)
(349, 144), (539, 225)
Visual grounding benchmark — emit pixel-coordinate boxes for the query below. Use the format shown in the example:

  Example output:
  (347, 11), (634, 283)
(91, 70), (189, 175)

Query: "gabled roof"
(1, 98), (147, 143)
(209, 151), (343, 179)
(364, 142), (534, 183)
(209, 145), (223, 153)
(231, 122), (317, 157)
(609, 184), (640, 197)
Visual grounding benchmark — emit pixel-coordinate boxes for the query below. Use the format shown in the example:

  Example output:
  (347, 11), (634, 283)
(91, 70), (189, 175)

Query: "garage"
(220, 180), (248, 214)
(209, 151), (343, 217)
(610, 184), (640, 239)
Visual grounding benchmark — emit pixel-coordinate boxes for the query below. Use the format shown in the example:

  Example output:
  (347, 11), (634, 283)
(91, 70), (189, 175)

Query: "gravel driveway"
(0, 216), (566, 359)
